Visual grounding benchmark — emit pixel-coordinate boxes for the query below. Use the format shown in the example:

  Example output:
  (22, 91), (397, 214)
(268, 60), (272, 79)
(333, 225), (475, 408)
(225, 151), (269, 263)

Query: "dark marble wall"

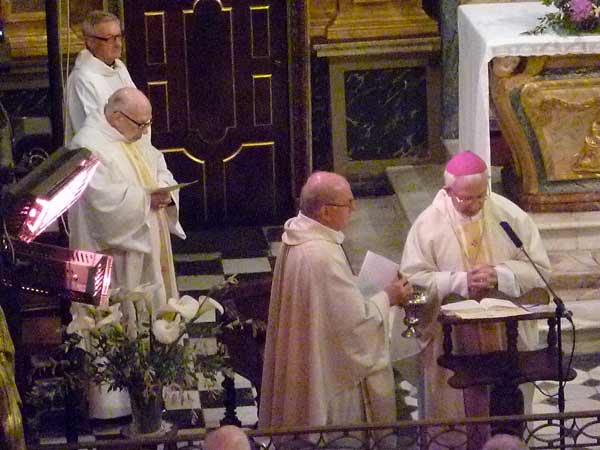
(345, 67), (428, 160)
(440, 0), (458, 140)
(310, 53), (333, 171)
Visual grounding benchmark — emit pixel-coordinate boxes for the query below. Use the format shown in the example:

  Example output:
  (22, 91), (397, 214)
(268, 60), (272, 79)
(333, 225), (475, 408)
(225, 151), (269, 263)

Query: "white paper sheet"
(357, 250), (400, 297)
(147, 180), (198, 194)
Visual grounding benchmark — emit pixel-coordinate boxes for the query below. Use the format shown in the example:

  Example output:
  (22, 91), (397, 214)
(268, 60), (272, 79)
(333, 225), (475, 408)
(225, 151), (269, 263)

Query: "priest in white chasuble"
(397, 151), (550, 439)
(260, 171), (413, 431)
(68, 86), (185, 318)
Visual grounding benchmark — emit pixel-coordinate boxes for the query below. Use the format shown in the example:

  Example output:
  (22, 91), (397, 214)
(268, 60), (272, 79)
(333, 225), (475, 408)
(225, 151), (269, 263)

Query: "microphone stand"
(516, 244), (570, 448)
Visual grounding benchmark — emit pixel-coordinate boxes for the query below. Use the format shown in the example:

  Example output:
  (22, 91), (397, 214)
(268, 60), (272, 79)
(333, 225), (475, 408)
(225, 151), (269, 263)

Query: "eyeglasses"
(451, 187), (490, 204)
(117, 111), (152, 130)
(88, 33), (123, 43)
(325, 199), (355, 209)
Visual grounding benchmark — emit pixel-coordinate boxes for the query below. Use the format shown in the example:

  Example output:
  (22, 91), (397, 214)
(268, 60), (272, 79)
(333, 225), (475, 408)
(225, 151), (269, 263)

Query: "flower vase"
(88, 382), (131, 419)
(129, 387), (163, 435)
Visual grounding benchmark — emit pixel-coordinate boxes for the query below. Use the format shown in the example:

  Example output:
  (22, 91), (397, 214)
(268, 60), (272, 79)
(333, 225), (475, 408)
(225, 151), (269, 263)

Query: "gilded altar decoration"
(520, 77), (600, 181)
(528, 0), (600, 34)
(573, 119), (600, 173)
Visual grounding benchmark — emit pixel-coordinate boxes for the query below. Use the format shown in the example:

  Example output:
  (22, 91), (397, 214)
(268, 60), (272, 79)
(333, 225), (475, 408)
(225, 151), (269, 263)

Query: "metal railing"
(26, 409), (600, 450)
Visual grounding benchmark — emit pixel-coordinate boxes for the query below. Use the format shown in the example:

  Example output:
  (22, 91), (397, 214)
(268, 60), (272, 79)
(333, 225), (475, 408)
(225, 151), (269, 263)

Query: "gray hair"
(82, 10), (121, 37)
(443, 170), (488, 189)
(299, 171), (348, 218)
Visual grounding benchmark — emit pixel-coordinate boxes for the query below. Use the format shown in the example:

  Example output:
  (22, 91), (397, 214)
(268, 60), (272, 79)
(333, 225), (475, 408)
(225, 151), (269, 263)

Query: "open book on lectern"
(441, 298), (529, 319)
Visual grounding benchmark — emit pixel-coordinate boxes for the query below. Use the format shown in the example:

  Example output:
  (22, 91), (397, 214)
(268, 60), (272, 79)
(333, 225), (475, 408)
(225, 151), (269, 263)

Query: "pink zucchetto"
(445, 151), (487, 176)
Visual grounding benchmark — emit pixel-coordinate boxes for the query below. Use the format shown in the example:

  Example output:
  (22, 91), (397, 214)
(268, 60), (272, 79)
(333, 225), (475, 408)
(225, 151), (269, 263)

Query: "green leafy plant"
(65, 276), (238, 400)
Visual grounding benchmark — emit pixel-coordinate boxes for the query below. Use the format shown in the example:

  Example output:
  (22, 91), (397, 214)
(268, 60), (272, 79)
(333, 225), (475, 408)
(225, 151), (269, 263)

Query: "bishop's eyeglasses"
(451, 186), (490, 204)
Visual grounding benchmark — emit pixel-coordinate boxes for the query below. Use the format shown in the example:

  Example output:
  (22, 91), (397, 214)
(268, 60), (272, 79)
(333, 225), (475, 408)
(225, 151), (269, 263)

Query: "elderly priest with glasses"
(396, 151), (551, 442)
(65, 10), (136, 140)
(67, 87), (185, 418)
(260, 171), (413, 430)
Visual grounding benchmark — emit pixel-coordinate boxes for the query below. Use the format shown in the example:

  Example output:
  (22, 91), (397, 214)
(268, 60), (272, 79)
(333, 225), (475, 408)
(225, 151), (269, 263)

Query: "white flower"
(195, 296), (224, 321)
(153, 315), (182, 344)
(161, 295), (200, 321)
(67, 302), (96, 334)
(94, 304), (123, 329)
(111, 283), (160, 304)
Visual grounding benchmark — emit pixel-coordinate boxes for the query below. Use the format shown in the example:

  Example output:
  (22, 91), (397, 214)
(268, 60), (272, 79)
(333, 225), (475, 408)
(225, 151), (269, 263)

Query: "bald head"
(482, 434), (528, 450)
(105, 87), (151, 117)
(204, 426), (251, 450)
(299, 171), (354, 231)
(105, 88), (152, 142)
(300, 171), (349, 218)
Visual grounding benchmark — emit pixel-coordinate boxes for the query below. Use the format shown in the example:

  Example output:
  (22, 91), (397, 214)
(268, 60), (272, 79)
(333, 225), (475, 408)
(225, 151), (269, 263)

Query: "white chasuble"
(397, 189), (551, 421)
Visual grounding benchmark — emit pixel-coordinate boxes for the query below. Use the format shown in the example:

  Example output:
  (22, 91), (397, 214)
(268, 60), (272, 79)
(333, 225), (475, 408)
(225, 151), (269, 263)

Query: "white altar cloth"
(458, 2), (600, 168)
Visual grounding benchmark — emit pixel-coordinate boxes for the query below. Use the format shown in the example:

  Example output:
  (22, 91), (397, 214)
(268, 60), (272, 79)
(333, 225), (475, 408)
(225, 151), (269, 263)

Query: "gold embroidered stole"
(0, 307), (25, 450)
(120, 142), (178, 301)
(454, 218), (491, 268)
(454, 216), (503, 353)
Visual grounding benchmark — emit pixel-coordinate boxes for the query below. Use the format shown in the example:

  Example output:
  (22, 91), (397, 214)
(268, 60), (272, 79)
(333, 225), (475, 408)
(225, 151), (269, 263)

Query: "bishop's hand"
(467, 264), (498, 299)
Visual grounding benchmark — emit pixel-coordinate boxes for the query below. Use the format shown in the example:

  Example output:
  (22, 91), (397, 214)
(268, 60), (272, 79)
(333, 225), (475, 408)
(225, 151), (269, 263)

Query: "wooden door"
(123, 0), (292, 228)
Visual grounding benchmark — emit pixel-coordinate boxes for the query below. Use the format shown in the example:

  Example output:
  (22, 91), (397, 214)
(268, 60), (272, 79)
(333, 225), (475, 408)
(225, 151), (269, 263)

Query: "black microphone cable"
(499, 221), (576, 410)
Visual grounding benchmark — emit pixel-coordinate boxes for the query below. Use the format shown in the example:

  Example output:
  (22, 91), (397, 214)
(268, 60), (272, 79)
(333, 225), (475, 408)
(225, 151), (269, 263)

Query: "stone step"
(540, 300), (600, 354)
(548, 250), (600, 291)
(532, 211), (600, 253)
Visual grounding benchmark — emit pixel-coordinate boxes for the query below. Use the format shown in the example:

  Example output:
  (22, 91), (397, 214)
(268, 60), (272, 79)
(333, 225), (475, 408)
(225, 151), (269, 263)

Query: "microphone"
(499, 220), (570, 317)
(500, 221), (522, 248)
(499, 222), (574, 419)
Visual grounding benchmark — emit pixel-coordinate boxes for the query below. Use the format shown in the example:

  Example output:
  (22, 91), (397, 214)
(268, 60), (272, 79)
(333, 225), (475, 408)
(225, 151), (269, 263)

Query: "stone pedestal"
(310, 0), (441, 182)
(315, 40), (442, 179)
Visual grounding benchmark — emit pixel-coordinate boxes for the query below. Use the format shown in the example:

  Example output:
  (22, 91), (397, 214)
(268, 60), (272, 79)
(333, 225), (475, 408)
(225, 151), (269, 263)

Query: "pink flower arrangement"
(570, 0), (595, 22)
(528, 0), (600, 34)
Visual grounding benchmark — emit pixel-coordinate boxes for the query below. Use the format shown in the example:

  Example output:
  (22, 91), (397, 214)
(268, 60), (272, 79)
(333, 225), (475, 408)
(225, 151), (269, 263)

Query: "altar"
(458, 2), (600, 212)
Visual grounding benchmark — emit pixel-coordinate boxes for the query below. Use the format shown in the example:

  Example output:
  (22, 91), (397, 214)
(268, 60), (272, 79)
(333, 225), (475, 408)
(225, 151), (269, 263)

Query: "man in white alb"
(67, 87), (184, 419)
(65, 10), (135, 140)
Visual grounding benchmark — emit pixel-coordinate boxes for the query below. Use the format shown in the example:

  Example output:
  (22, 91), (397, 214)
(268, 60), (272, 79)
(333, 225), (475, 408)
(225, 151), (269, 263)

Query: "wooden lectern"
(437, 291), (576, 434)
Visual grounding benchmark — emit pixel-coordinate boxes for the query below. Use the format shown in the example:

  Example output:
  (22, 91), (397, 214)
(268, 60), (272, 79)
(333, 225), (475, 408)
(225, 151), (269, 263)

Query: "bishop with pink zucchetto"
(393, 150), (551, 449)
(445, 150), (487, 176)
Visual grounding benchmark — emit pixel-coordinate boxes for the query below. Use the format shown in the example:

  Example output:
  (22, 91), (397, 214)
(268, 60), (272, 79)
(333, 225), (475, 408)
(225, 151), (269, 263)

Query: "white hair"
(443, 170), (488, 189)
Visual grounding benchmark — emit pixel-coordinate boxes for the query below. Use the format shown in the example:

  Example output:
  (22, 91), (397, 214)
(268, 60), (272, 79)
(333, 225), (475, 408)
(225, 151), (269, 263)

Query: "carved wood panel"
(124, 0), (292, 227)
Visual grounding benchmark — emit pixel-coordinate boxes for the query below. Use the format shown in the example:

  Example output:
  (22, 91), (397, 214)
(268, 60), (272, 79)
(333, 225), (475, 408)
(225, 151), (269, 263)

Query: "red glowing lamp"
(1, 147), (113, 305)
(3, 147), (99, 243)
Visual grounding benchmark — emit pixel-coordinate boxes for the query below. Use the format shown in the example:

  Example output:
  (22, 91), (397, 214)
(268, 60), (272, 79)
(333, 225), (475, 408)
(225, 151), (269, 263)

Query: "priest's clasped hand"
(384, 273), (413, 307)
(150, 192), (173, 209)
(467, 264), (498, 298)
